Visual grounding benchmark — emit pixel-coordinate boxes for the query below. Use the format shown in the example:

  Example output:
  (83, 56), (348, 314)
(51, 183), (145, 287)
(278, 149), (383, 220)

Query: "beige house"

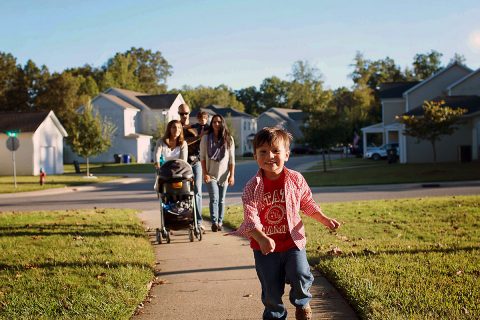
(362, 63), (480, 163)
(65, 88), (185, 163)
(0, 110), (68, 175)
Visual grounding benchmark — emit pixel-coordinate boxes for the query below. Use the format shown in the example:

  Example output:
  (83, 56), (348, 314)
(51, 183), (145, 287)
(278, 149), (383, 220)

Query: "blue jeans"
(253, 248), (313, 319)
(206, 179), (228, 225)
(191, 161), (203, 226)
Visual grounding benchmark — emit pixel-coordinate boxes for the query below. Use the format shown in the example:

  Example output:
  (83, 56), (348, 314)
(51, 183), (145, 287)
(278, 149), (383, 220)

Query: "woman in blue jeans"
(200, 114), (235, 232)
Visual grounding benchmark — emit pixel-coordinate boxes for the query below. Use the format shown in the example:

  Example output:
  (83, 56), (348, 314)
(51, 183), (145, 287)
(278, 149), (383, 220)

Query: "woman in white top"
(154, 120), (188, 167)
(200, 114), (235, 232)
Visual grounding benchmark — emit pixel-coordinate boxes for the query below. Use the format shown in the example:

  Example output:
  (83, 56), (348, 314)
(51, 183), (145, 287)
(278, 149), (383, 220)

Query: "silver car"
(365, 143), (399, 161)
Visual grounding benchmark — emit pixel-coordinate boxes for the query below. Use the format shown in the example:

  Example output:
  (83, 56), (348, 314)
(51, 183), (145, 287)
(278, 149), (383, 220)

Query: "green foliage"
(223, 196), (480, 320)
(235, 86), (262, 115)
(412, 50), (443, 80)
(68, 100), (117, 175)
(175, 84), (245, 111)
(0, 209), (155, 319)
(396, 100), (467, 163)
(36, 72), (83, 133)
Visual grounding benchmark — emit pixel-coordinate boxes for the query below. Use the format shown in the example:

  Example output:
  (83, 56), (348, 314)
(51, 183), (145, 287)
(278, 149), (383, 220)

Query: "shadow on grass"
(0, 223), (145, 238)
(308, 245), (480, 265)
(0, 261), (152, 271)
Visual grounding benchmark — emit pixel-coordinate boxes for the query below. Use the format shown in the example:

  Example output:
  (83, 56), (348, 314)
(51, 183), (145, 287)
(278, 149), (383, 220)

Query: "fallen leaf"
(327, 247), (343, 256)
(243, 294), (253, 298)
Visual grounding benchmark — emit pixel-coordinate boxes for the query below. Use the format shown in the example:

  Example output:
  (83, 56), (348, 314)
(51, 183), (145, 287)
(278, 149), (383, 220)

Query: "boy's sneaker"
(199, 224), (206, 234)
(211, 223), (218, 232)
(217, 223), (223, 231)
(295, 303), (312, 320)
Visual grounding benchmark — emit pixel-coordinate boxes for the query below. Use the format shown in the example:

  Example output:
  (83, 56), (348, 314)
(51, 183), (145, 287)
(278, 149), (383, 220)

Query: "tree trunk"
(431, 140), (437, 165)
(322, 150), (327, 172)
(86, 157), (90, 176)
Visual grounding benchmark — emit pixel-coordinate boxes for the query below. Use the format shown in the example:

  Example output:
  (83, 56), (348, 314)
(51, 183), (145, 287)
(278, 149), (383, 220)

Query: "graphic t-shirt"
(251, 171), (296, 252)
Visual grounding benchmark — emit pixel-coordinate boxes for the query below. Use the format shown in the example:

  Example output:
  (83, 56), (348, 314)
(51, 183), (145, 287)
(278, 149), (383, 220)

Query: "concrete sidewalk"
(135, 209), (358, 320)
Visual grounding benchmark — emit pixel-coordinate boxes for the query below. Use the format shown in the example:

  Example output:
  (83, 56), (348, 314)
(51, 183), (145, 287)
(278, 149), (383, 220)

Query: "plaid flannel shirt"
(233, 167), (324, 250)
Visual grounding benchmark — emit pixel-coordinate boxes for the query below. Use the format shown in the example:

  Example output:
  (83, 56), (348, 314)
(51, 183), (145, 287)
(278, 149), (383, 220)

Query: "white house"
(362, 62), (480, 163)
(65, 88), (185, 163)
(0, 110), (68, 175)
(191, 105), (257, 156)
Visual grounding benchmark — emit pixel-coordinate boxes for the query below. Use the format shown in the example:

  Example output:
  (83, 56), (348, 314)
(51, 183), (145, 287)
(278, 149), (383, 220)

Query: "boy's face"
(254, 140), (290, 179)
(198, 115), (208, 125)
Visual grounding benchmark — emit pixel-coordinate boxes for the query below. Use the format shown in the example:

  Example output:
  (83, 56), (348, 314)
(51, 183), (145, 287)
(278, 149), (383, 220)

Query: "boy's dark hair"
(253, 127), (293, 152)
(197, 111), (209, 118)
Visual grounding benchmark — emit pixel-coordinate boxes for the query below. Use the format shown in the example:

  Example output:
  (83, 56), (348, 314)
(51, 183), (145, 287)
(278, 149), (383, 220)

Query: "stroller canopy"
(158, 159), (193, 180)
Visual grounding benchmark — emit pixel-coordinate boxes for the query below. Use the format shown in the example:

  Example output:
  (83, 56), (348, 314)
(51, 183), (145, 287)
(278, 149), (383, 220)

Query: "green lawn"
(0, 175), (119, 194)
(222, 195), (480, 320)
(0, 209), (155, 319)
(302, 158), (480, 186)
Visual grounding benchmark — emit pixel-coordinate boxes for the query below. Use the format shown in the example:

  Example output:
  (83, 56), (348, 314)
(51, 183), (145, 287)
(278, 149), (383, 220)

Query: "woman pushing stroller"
(154, 120), (187, 166)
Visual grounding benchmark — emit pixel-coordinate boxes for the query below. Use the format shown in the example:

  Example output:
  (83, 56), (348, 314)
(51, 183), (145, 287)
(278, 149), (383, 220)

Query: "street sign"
(6, 136), (20, 151)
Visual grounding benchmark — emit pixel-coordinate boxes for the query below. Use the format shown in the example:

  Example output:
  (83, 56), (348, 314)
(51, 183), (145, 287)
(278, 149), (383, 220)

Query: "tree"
(175, 84), (245, 111)
(449, 53), (466, 66)
(101, 53), (140, 91)
(258, 76), (290, 109)
(235, 86), (262, 115)
(101, 48), (173, 93)
(303, 107), (346, 172)
(68, 100), (116, 176)
(396, 100), (467, 164)
(124, 47), (172, 93)
(36, 72), (83, 134)
(288, 60), (331, 113)
(412, 50), (443, 80)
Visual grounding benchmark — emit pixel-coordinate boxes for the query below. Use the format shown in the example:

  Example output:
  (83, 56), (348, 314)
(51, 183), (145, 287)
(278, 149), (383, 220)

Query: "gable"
(447, 68), (480, 96)
(403, 63), (472, 111)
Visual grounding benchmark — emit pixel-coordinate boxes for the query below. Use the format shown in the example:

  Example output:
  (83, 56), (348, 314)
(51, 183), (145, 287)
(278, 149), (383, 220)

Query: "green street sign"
(6, 130), (20, 137)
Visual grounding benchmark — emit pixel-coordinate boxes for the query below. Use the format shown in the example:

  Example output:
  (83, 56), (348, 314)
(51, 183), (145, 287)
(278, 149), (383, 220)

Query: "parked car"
(291, 145), (315, 155)
(365, 143), (399, 161)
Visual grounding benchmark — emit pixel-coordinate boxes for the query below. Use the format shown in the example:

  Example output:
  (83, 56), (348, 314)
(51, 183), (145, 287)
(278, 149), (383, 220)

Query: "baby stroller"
(155, 159), (202, 243)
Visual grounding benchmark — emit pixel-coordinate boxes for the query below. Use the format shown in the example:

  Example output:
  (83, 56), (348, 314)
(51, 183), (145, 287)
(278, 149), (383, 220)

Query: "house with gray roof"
(0, 110), (67, 175)
(65, 88), (185, 163)
(362, 62), (480, 163)
(257, 107), (308, 144)
(191, 104), (257, 156)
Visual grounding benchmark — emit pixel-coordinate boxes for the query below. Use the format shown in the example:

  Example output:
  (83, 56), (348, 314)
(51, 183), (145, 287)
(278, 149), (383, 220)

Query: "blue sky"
(1, 0), (480, 91)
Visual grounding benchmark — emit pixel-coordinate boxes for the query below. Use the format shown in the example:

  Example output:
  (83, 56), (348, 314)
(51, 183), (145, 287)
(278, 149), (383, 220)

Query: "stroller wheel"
(156, 228), (162, 244)
(189, 229), (194, 242)
(197, 229), (202, 241)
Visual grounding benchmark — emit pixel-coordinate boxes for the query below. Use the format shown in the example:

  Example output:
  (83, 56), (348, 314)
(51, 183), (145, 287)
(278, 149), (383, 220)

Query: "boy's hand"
(324, 218), (340, 230)
(258, 236), (275, 255)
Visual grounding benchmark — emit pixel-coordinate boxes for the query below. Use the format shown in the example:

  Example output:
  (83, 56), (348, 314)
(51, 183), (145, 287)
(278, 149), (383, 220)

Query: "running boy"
(234, 127), (340, 320)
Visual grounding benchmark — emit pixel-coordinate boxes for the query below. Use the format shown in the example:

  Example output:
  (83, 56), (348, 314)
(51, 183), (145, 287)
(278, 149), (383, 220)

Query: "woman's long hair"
(162, 120), (184, 146)
(207, 114), (232, 149)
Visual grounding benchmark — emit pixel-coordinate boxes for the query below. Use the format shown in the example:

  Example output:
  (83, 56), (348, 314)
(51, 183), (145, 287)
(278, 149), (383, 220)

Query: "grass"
(0, 208), (155, 320)
(0, 175), (118, 194)
(64, 163), (157, 174)
(222, 195), (480, 320)
(302, 158), (480, 186)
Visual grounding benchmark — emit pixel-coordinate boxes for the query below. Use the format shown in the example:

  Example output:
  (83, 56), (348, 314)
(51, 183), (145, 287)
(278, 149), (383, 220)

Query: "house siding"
(406, 124), (472, 163)
(405, 66), (471, 111)
(450, 72), (480, 96)
(382, 100), (405, 125)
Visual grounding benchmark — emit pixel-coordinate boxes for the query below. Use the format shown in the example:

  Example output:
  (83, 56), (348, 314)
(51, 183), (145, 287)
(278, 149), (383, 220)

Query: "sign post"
(5, 131), (20, 188)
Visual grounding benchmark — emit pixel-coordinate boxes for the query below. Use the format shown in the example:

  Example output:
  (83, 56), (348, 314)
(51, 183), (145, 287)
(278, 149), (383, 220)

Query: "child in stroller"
(155, 159), (202, 243)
